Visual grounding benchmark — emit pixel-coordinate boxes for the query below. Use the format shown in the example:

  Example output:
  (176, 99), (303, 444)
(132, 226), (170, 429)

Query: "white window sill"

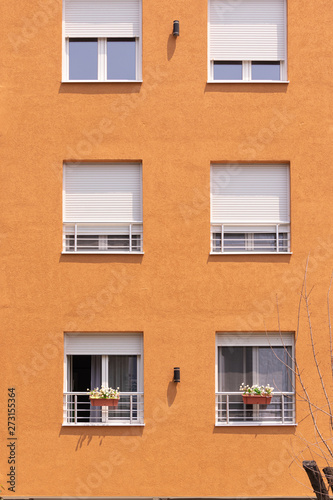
(210, 252), (292, 255)
(61, 251), (144, 255)
(215, 423), (297, 427)
(61, 80), (143, 83)
(62, 423), (145, 427)
(207, 80), (289, 84)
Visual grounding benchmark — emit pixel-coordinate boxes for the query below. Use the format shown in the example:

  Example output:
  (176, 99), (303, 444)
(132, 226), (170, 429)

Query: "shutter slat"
(65, 333), (143, 355)
(209, 0), (286, 61)
(64, 163), (142, 223)
(64, 0), (141, 38)
(211, 164), (290, 224)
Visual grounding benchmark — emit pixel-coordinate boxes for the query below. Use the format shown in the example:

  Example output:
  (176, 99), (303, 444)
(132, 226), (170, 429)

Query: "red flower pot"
(90, 398), (119, 407)
(242, 395), (272, 405)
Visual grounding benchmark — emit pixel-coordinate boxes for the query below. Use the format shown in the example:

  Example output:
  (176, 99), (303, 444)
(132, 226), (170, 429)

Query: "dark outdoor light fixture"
(173, 20), (180, 37)
(174, 367), (180, 383)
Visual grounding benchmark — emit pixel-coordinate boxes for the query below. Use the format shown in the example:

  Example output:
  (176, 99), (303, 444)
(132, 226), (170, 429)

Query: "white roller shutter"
(209, 0), (286, 61)
(64, 0), (141, 38)
(211, 164), (290, 224)
(63, 163), (142, 223)
(65, 333), (143, 355)
(216, 332), (293, 347)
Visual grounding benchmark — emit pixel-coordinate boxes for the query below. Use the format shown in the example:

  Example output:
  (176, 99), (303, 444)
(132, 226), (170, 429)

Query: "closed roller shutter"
(63, 163), (142, 224)
(64, 0), (141, 38)
(209, 0), (286, 61)
(211, 164), (290, 227)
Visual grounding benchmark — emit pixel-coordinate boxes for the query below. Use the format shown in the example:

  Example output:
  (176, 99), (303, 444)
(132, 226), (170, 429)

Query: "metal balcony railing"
(210, 223), (290, 253)
(63, 222), (143, 253)
(215, 392), (295, 426)
(63, 392), (144, 425)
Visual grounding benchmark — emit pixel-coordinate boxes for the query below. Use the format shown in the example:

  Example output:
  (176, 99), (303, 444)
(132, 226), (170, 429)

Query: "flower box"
(242, 395), (272, 405)
(90, 397), (119, 407)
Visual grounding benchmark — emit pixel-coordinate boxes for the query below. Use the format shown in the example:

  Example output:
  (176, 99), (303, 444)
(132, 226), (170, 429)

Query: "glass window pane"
(224, 233), (246, 251)
(69, 38), (98, 80)
(218, 346), (253, 391)
(279, 232), (288, 252)
(107, 39), (136, 80)
(70, 355), (102, 423)
(214, 62), (242, 80)
(107, 235), (141, 251)
(108, 355), (138, 392)
(212, 232), (221, 252)
(258, 347), (292, 392)
(254, 233), (276, 252)
(77, 235), (100, 250)
(252, 62), (280, 81)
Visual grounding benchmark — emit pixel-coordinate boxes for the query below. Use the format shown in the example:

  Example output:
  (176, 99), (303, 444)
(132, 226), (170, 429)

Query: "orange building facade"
(2, 0), (333, 498)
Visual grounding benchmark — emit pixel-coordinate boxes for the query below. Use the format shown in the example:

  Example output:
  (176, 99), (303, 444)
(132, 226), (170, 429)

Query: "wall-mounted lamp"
(173, 20), (180, 37)
(174, 367), (180, 383)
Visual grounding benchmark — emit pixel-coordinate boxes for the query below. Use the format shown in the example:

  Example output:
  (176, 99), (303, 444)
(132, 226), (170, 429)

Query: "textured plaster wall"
(1, 0), (333, 497)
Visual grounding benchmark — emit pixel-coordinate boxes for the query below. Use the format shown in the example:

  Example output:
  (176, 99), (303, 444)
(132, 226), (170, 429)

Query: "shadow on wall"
(59, 425), (144, 451)
(59, 254), (144, 265)
(58, 82), (142, 95)
(207, 254), (292, 264)
(167, 380), (177, 406)
(167, 34), (177, 61)
(204, 82), (289, 94)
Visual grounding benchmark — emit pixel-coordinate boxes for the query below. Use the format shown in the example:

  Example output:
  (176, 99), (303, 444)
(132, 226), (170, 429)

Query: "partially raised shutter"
(65, 333), (143, 355)
(64, 0), (141, 38)
(211, 164), (290, 225)
(216, 332), (293, 347)
(63, 163), (142, 223)
(209, 0), (286, 61)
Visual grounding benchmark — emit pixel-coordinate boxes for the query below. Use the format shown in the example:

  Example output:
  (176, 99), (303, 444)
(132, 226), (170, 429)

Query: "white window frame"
(62, 162), (144, 254)
(215, 332), (296, 426)
(209, 60), (288, 83)
(63, 333), (144, 426)
(62, 0), (142, 82)
(207, 0), (288, 83)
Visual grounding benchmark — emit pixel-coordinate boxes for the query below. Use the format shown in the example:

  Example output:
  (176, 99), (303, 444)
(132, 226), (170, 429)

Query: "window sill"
(61, 80), (143, 83)
(215, 422), (297, 427)
(62, 423), (145, 427)
(61, 251), (144, 255)
(210, 252), (292, 255)
(207, 80), (289, 84)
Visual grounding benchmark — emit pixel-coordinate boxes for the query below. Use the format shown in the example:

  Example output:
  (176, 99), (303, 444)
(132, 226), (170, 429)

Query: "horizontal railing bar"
(215, 392), (294, 395)
(64, 392), (143, 395)
(64, 222), (143, 225)
(211, 222), (290, 226)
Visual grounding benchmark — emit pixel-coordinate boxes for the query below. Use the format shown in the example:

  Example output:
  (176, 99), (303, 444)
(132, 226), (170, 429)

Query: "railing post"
(215, 394), (218, 424)
(129, 224), (132, 252)
(74, 394), (77, 424)
(281, 394), (285, 424)
(226, 394), (229, 424)
(63, 394), (67, 424)
(221, 224), (224, 253)
(276, 224), (279, 253)
(130, 394), (133, 424)
(74, 224), (78, 252)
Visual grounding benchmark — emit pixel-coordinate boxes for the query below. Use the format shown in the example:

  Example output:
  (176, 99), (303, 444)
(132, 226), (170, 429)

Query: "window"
(210, 164), (290, 254)
(215, 333), (295, 425)
(63, 0), (142, 82)
(208, 0), (287, 82)
(63, 163), (143, 253)
(63, 333), (144, 425)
